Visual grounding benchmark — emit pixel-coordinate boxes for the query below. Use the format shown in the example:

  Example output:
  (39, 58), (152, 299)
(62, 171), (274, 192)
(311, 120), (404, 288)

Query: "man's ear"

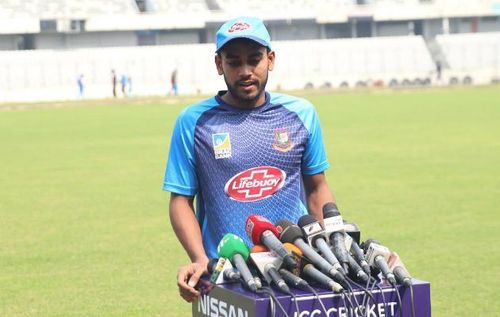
(215, 54), (224, 75)
(267, 50), (276, 71)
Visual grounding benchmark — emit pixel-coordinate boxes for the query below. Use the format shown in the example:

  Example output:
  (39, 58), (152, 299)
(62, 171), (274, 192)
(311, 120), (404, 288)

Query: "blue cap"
(215, 16), (271, 52)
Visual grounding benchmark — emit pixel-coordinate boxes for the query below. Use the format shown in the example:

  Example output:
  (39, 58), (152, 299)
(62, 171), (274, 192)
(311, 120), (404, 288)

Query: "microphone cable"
(257, 286), (291, 317)
(409, 284), (416, 317)
(341, 291), (355, 317)
(391, 284), (404, 317)
(346, 277), (375, 316)
(236, 275), (288, 317)
(304, 285), (329, 317)
(270, 279), (300, 317)
(369, 276), (388, 316)
(285, 290), (300, 317)
(344, 282), (366, 317)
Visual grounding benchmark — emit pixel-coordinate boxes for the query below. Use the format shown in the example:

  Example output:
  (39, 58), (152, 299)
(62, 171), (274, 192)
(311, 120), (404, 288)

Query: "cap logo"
(228, 22), (251, 33)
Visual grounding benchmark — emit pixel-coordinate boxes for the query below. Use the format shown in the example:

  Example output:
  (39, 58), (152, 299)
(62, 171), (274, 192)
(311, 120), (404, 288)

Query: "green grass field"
(1, 86), (499, 316)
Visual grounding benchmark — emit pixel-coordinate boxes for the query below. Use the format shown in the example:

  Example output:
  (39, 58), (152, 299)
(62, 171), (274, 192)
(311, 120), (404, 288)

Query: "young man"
(163, 16), (335, 302)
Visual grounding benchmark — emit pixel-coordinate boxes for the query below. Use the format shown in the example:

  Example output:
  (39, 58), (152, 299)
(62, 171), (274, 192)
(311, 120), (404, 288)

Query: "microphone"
(350, 239), (371, 275)
(276, 219), (346, 286)
(347, 253), (369, 283)
(207, 258), (241, 283)
(249, 251), (290, 293)
(245, 215), (297, 269)
(343, 221), (361, 245)
(278, 268), (310, 290)
(302, 264), (343, 293)
(363, 239), (396, 285)
(388, 252), (412, 287)
(250, 244), (269, 253)
(297, 215), (345, 275)
(217, 233), (258, 292)
(322, 203), (350, 273)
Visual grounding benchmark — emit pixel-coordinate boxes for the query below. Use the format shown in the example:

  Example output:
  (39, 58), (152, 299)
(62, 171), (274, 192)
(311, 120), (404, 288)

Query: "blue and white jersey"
(163, 91), (329, 258)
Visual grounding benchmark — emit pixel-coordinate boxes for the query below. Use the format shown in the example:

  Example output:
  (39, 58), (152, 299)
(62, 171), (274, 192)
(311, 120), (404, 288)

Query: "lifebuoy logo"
(224, 166), (286, 202)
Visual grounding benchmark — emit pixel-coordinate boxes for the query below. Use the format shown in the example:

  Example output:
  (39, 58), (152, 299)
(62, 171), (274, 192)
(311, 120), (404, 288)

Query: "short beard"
(224, 71), (268, 105)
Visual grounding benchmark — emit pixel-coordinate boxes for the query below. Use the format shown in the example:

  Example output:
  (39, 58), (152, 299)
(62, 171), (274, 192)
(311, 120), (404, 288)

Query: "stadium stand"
(0, 0), (137, 19)
(436, 32), (500, 84)
(148, 0), (208, 13)
(0, 35), (437, 102)
(271, 36), (435, 90)
(0, 0), (500, 101)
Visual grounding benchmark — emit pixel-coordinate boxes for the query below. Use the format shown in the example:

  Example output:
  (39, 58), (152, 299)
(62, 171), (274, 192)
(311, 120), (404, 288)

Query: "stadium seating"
(436, 32), (500, 72)
(0, 35), (437, 102)
(271, 36), (435, 89)
(0, 0), (138, 19)
(434, 32), (500, 84)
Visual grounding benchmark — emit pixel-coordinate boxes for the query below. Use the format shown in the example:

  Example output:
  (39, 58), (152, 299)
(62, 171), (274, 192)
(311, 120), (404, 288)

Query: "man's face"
(215, 39), (275, 107)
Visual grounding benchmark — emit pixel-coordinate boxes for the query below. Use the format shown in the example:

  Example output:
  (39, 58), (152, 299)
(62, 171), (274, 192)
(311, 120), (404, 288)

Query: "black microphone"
(278, 268), (310, 290)
(297, 215), (345, 275)
(350, 239), (371, 275)
(207, 258), (241, 283)
(250, 251), (290, 293)
(343, 221), (361, 245)
(267, 263), (290, 293)
(276, 219), (346, 286)
(388, 252), (412, 287)
(363, 239), (396, 285)
(302, 264), (343, 293)
(347, 253), (369, 283)
(322, 202), (350, 273)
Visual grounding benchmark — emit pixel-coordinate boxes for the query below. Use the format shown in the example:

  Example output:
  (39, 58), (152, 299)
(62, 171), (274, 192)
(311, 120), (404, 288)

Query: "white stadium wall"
(0, 36), (442, 103)
(0, 33), (499, 103)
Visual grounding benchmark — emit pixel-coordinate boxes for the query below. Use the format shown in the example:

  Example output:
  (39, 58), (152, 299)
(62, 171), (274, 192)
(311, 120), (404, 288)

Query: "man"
(111, 69), (117, 98)
(170, 69), (178, 95)
(163, 16), (335, 302)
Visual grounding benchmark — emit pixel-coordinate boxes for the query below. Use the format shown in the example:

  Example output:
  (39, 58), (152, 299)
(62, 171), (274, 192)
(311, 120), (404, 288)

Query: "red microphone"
(245, 215), (297, 269)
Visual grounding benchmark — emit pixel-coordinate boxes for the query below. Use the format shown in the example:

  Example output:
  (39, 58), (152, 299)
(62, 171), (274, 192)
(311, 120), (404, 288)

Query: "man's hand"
(176, 261), (208, 302)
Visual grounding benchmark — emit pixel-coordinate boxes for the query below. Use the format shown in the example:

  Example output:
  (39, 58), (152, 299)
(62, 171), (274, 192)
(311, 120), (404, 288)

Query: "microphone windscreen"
(245, 214), (280, 245)
(284, 242), (303, 256)
(361, 238), (380, 253)
(250, 244), (269, 253)
(275, 219), (294, 231)
(297, 214), (317, 228)
(343, 221), (361, 244)
(278, 222), (303, 244)
(324, 210), (340, 218)
(217, 233), (250, 261)
(322, 202), (339, 215)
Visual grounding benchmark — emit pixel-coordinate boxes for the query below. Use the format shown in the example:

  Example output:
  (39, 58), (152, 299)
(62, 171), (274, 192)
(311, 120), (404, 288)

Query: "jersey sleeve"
(163, 109), (198, 196)
(301, 104), (330, 175)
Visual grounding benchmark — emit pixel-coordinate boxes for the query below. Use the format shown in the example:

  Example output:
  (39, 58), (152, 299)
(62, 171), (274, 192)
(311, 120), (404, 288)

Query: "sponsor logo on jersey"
(224, 166), (286, 202)
(273, 128), (294, 152)
(228, 22), (251, 33)
(212, 133), (232, 159)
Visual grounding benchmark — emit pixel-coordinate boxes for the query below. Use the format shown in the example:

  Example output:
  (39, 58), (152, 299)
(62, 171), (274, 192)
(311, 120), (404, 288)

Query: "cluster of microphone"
(208, 202), (415, 317)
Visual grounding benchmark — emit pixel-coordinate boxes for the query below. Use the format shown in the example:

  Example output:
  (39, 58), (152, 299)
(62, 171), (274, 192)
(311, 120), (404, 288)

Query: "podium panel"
(193, 279), (430, 317)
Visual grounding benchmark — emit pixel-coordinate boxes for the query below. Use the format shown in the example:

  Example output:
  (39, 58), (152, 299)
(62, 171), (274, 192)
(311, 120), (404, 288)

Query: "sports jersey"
(163, 91), (329, 259)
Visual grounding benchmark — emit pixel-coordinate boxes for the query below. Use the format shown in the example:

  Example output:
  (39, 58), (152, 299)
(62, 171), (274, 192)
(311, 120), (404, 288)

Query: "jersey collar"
(215, 91), (272, 112)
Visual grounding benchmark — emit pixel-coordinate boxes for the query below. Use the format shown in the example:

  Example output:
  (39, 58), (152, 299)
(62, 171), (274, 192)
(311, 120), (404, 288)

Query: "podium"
(193, 279), (430, 317)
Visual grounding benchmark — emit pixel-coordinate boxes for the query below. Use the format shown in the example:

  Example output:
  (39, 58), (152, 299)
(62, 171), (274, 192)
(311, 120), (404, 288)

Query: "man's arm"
(169, 193), (209, 302)
(303, 172), (335, 221)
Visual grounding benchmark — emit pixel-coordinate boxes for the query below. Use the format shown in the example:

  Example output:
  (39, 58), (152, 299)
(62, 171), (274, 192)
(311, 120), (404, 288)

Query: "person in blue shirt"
(163, 16), (336, 302)
(77, 74), (84, 98)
